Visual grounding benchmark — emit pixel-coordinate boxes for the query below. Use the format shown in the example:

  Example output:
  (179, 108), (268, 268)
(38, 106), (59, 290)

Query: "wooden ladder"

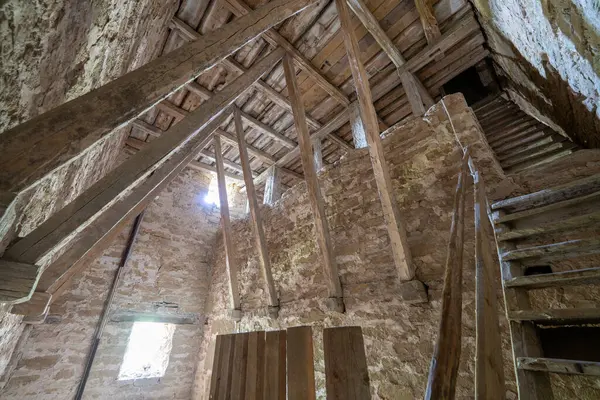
(491, 173), (600, 399)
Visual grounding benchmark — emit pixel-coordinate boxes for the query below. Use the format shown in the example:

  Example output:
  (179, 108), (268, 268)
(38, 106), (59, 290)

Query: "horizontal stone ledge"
(109, 310), (203, 325)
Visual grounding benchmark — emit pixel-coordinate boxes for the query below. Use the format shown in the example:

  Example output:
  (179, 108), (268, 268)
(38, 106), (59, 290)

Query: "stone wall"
(470, 0), (600, 148)
(0, 168), (226, 399)
(192, 95), (520, 399)
(0, 0), (178, 381)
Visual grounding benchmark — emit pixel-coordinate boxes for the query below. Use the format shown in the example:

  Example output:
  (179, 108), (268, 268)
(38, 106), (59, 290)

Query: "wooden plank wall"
(208, 326), (371, 399)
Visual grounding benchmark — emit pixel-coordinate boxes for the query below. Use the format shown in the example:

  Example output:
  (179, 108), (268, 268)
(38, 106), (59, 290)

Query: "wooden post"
(345, 0), (434, 115)
(335, 0), (414, 281)
(425, 151), (469, 400)
(348, 102), (368, 149)
(264, 166), (283, 205)
(234, 108), (279, 314)
(0, 0), (315, 194)
(4, 49), (285, 270)
(214, 135), (242, 317)
(282, 54), (343, 306)
(313, 138), (323, 172)
(473, 171), (505, 400)
(414, 0), (442, 46)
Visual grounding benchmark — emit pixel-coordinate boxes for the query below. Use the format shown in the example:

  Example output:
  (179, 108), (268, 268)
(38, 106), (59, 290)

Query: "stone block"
(324, 297), (345, 313)
(399, 280), (428, 304)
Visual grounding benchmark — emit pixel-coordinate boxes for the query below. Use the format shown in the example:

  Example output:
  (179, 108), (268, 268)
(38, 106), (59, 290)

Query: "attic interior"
(0, 0), (599, 398)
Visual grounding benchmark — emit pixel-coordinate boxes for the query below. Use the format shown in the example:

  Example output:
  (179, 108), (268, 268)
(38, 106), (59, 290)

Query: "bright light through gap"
(118, 321), (176, 380)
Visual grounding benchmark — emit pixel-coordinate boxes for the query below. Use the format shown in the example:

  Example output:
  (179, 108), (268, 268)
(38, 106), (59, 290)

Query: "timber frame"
(0, 0), (488, 313)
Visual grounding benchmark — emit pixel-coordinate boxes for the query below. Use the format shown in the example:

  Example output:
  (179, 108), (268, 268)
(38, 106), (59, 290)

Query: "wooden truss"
(0, 0), (487, 316)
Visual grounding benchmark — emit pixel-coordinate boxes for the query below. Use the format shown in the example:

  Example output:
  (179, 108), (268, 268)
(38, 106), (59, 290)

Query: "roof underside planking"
(124, 0), (487, 190)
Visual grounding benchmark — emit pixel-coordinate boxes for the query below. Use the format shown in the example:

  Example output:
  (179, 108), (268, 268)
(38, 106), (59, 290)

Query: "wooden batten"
(11, 292), (52, 324)
(425, 152), (469, 399)
(214, 135), (242, 314)
(234, 108), (279, 310)
(0, 0), (314, 194)
(0, 260), (43, 305)
(4, 49), (284, 273)
(282, 54), (343, 302)
(224, 0), (350, 107)
(335, 0), (414, 281)
(264, 166), (283, 205)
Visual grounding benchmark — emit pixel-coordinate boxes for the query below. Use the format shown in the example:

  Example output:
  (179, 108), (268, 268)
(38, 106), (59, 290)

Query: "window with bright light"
(118, 322), (176, 380)
(204, 177), (220, 206)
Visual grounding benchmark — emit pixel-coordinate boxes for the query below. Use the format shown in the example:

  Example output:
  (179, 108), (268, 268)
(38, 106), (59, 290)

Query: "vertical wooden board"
(217, 334), (236, 400)
(287, 326), (316, 400)
(244, 331), (265, 400)
(231, 333), (250, 399)
(323, 326), (371, 400)
(264, 330), (286, 399)
(209, 335), (224, 399)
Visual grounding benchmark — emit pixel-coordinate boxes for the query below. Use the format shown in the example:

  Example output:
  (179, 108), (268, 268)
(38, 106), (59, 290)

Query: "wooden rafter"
(0, 0), (314, 194)
(282, 54), (343, 302)
(335, 0), (414, 280)
(345, 0), (434, 115)
(169, 16), (353, 156)
(224, 0), (350, 107)
(3, 51), (284, 302)
(214, 135), (242, 313)
(251, 11), (482, 185)
(234, 108), (279, 310)
(415, 0), (442, 46)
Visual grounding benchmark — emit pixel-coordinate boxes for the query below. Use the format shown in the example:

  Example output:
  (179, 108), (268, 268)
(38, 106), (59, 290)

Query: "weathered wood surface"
(491, 173), (600, 212)
(425, 151), (469, 400)
(10, 292), (51, 324)
(224, 0), (350, 106)
(214, 135), (242, 312)
(4, 49), (284, 268)
(287, 326), (316, 400)
(518, 357), (600, 376)
(264, 330), (287, 400)
(415, 0), (442, 45)
(0, 260), (43, 304)
(508, 308), (600, 324)
(345, 0), (434, 115)
(245, 331), (266, 400)
(473, 171), (504, 400)
(504, 267), (600, 289)
(493, 209), (553, 400)
(231, 333), (250, 399)
(0, 0), (315, 193)
(235, 108), (279, 307)
(323, 326), (371, 400)
(209, 334), (225, 399)
(501, 238), (600, 265)
(264, 166), (283, 205)
(336, 0), (414, 280)
(493, 190), (600, 224)
(283, 54), (343, 299)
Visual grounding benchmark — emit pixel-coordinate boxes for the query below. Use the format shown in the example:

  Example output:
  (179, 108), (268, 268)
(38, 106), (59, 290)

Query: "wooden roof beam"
(336, 0), (414, 280)
(223, 0), (350, 107)
(0, 0), (313, 194)
(345, 0), (434, 115)
(415, 0), (442, 47)
(169, 17), (351, 150)
(238, 109), (297, 149)
(2, 50), (284, 299)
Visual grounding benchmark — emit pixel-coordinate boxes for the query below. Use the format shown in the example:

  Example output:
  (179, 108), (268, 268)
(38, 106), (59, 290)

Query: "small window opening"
(204, 177), (220, 206)
(118, 322), (176, 380)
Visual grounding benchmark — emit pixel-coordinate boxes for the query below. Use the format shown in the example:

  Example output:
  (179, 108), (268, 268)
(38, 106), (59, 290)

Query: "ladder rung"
(501, 238), (600, 264)
(504, 267), (600, 289)
(508, 308), (600, 324)
(494, 190), (600, 224)
(492, 173), (600, 212)
(497, 209), (600, 241)
(518, 357), (600, 376)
